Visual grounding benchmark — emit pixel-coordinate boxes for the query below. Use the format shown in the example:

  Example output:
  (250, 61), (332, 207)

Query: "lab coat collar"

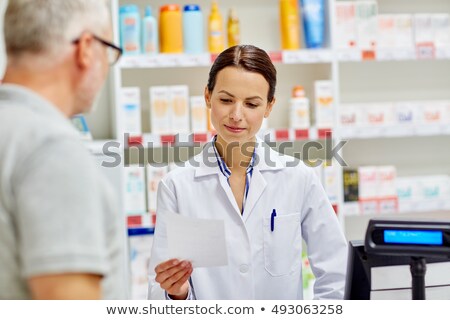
(194, 136), (285, 178)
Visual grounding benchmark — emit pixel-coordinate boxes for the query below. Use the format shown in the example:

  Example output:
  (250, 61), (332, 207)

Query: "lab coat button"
(239, 264), (249, 273)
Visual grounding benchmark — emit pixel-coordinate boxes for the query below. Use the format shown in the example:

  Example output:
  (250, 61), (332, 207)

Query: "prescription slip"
(166, 212), (228, 268)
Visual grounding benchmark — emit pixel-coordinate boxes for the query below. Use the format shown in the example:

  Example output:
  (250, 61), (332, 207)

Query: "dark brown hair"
(207, 45), (277, 103)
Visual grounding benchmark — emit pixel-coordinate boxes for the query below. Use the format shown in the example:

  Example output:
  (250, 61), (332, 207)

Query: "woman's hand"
(154, 259), (193, 300)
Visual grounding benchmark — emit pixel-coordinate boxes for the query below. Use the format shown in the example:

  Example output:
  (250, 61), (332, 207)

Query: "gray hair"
(4, 0), (110, 59)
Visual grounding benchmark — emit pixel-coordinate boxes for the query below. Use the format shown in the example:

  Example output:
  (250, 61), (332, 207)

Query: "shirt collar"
(195, 135), (282, 178)
(0, 84), (70, 123)
(211, 135), (257, 179)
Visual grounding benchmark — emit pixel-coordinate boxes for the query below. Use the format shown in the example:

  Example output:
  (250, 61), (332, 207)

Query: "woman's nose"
(229, 103), (243, 122)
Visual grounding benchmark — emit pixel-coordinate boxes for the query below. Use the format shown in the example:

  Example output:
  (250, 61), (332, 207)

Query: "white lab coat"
(148, 138), (348, 300)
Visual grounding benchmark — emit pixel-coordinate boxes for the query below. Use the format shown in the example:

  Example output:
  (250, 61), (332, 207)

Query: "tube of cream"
(301, 0), (325, 48)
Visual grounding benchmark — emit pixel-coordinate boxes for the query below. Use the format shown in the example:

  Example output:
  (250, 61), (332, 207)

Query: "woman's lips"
(224, 124), (245, 133)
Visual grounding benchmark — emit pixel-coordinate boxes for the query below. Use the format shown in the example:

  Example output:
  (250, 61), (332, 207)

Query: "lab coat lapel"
(218, 175), (242, 217)
(195, 142), (242, 217)
(242, 138), (284, 222)
(242, 168), (267, 222)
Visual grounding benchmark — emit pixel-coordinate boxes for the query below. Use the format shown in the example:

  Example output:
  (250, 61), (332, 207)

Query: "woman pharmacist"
(148, 45), (347, 300)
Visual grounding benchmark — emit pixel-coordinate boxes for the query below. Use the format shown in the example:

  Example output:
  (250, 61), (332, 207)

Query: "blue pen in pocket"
(271, 209), (277, 232)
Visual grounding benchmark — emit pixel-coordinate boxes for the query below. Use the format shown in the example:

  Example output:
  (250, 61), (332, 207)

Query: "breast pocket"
(263, 212), (302, 277)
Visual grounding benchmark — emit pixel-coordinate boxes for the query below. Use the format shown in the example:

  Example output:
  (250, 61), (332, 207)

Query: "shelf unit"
(99, 0), (450, 236)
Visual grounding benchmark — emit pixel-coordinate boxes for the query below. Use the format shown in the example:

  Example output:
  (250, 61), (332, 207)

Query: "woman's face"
(205, 66), (275, 145)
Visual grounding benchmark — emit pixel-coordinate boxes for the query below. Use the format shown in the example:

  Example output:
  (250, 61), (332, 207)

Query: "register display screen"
(384, 230), (443, 246)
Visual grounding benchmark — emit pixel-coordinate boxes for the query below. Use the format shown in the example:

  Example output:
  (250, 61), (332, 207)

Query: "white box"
(419, 101), (446, 125)
(396, 177), (420, 202)
(118, 87), (142, 136)
(366, 103), (394, 126)
(335, 2), (357, 49)
(395, 177), (422, 213)
(323, 162), (340, 205)
(190, 96), (208, 133)
(358, 166), (378, 200)
(414, 14), (434, 45)
(395, 15), (414, 48)
(355, 1), (378, 50)
(124, 165), (147, 215)
(432, 14), (450, 47)
(377, 166), (398, 214)
(377, 166), (397, 198)
(150, 86), (171, 134)
(340, 104), (366, 127)
(146, 165), (168, 217)
(289, 97), (310, 129)
(419, 175), (449, 202)
(394, 102), (418, 126)
(378, 15), (396, 48)
(314, 80), (334, 129)
(170, 85), (190, 134)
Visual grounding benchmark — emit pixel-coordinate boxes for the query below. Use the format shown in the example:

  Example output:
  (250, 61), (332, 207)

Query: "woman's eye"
(247, 103), (258, 108)
(220, 98), (232, 103)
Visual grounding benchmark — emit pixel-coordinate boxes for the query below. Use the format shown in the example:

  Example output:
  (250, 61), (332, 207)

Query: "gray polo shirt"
(0, 84), (127, 299)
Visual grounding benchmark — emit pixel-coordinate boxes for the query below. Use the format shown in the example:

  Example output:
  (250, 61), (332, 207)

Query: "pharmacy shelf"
(126, 127), (333, 148)
(119, 49), (334, 69)
(343, 199), (450, 217)
(338, 47), (450, 62)
(279, 49), (333, 64)
(340, 124), (450, 139)
(119, 53), (212, 69)
(118, 47), (450, 69)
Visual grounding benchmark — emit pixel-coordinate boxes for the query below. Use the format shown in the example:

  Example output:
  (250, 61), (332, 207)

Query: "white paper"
(166, 212), (228, 268)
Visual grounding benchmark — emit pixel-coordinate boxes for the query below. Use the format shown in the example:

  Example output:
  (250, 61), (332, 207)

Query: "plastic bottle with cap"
(208, 1), (224, 53)
(227, 7), (240, 48)
(142, 6), (158, 54)
(279, 0), (301, 50)
(183, 4), (204, 54)
(160, 4), (183, 53)
(119, 5), (141, 55)
(289, 85), (310, 129)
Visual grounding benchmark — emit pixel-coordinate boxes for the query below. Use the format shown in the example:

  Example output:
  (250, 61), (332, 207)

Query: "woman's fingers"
(154, 259), (193, 296)
(166, 267), (193, 295)
(161, 264), (192, 291)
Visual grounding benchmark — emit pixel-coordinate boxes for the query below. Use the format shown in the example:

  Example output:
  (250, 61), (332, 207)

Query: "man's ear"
(204, 86), (212, 109)
(74, 33), (95, 69)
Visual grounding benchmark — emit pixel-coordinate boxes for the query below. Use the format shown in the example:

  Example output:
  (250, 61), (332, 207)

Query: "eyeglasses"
(72, 34), (123, 66)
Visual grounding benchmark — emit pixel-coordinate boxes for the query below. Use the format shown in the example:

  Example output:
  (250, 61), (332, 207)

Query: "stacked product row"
(118, 86), (211, 136)
(124, 164), (169, 228)
(343, 166), (450, 216)
(288, 80), (334, 130)
(340, 100), (450, 133)
(279, 0), (327, 49)
(118, 80), (336, 137)
(119, 0), (329, 55)
(124, 160), (341, 229)
(119, 1), (240, 55)
(336, 1), (450, 51)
